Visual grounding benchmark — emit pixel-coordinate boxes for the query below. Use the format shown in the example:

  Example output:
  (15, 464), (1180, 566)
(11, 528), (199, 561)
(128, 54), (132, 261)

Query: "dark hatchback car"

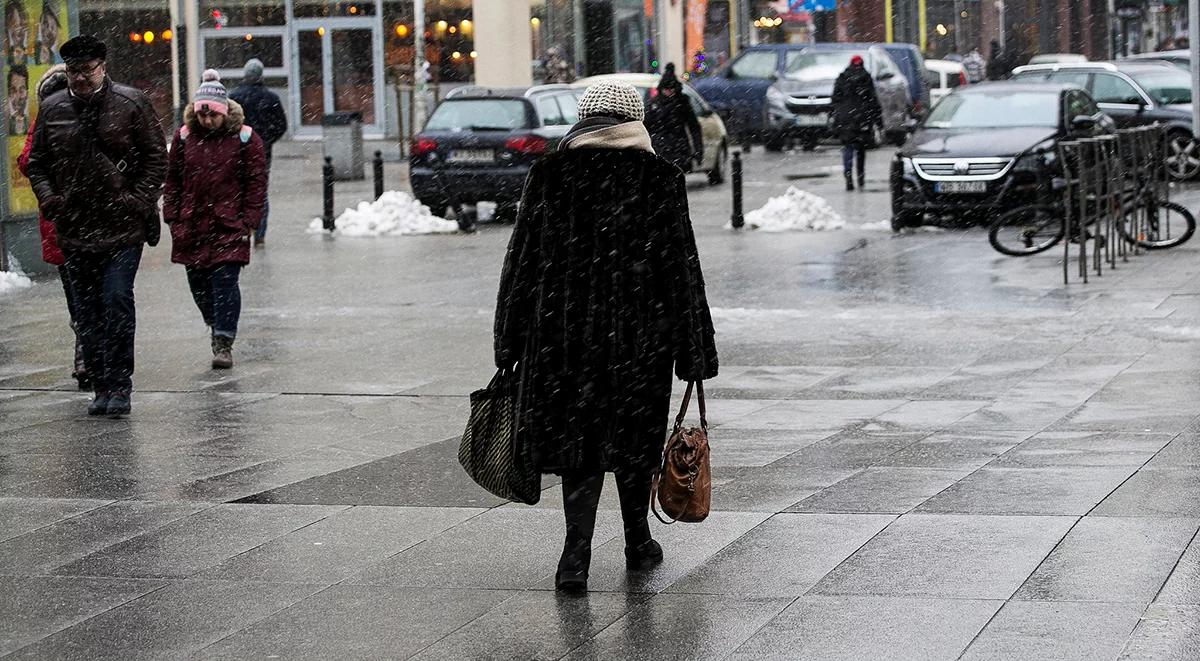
(409, 85), (578, 216)
(691, 42), (928, 150)
(767, 44), (911, 150)
(891, 82), (1114, 231)
(1009, 61), (1198, 179)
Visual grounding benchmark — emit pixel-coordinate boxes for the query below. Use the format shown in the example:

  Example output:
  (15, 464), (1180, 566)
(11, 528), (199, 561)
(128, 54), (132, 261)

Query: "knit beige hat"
(577, 81), (645, 122)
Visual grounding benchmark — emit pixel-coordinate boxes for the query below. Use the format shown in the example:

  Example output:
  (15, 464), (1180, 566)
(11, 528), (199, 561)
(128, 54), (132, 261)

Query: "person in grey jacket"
(229, 58), (287, 247)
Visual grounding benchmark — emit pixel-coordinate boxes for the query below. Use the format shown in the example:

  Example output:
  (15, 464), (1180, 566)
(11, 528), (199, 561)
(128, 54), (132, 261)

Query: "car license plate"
(935, 181), (987, 194)
(448, 149), (494, 163)
(794, 113), (827, 127)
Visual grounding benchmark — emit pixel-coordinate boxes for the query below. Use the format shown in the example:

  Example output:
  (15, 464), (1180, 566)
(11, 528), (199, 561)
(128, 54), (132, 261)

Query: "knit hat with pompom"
(577, 81), (644, 122)
(194, 69), (228, 116)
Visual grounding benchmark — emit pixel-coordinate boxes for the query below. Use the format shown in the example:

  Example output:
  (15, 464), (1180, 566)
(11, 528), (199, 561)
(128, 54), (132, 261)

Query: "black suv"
(891, 82), (1114, 231)
(1010, 61), (1198, 179)
(409, 85), (578, 216)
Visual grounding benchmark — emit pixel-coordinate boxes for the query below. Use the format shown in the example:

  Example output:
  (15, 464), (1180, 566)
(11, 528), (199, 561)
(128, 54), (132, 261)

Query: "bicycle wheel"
(988, 205), (1065, 256)
(1120, 200), (1196, 250)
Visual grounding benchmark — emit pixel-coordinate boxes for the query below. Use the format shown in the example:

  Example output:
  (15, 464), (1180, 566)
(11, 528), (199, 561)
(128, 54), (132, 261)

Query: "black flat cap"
(60, 35), (107, 63)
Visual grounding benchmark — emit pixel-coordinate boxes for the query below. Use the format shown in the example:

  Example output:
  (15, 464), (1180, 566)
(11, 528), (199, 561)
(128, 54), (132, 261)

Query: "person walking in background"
(962, 47), (985, 84)
(830, 55), (881, 192)
(26, 35), (167, 418)
(164, 70), (267, 370)
(229, 58), (286, 248)
(644, 63), (704, 173)
(16, 64), (87, 389)
(494, 81), (718, 593)
(986, 40), (1010, 81)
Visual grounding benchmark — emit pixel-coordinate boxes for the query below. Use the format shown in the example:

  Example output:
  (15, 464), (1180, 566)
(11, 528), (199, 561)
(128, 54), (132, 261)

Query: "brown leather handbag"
(652, 381), (711, 524)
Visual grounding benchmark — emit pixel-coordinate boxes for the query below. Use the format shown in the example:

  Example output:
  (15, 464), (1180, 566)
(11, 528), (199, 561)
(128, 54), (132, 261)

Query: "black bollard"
(373, 150), (384, 200)
(731, 150), (744, 229)
(322, 156), (335, 232)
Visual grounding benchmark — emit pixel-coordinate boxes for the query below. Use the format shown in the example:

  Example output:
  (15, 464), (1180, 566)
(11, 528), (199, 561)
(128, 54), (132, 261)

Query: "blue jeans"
(186, 263), (243, 339)
(62, 245), (143, 392)
(255, 195), (269, 242)
(842, 142), (866, 180)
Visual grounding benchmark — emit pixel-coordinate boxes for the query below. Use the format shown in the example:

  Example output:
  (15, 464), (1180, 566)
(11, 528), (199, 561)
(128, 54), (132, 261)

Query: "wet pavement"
(2, 141), (1200, 659)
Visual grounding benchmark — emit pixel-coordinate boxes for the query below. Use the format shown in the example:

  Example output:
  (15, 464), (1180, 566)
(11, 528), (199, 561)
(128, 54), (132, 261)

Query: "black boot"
(857, 173), (866, 190)
(106, 390), (131, 418)
(87, 390), (111, 416)
(558, 472), (603, 593)
(212, 335), (234, 369)
(845, 176), (855, 192)
(625, 539), (664, 571)
(556, 541), (590, 592)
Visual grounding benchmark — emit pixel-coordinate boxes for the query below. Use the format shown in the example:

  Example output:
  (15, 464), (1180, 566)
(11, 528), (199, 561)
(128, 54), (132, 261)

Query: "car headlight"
(766, 86), (786, 108)
(900, 156), (915, 175)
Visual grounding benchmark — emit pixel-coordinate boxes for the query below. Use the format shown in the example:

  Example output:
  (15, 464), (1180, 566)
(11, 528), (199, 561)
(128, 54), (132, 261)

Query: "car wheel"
(764, 134), (786, 152)
(1166, 131), (1200, 181)
(708, 144), (728, 185)
(891, 210), (922, 232)
(418, 196), (449, 217)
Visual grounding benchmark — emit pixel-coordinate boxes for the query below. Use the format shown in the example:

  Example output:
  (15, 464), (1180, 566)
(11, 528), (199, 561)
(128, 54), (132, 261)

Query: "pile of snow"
(308, 191), (459, 236)
(858, 219), (893, 231)
(736, 187), (844, 232)
(0, 269), (33, 295)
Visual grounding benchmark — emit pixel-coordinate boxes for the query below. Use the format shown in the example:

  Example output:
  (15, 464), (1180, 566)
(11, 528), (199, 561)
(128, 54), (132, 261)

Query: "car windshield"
(1130, 70), (1192, 105)
(925, 92), (1060, 128)
(424, 99), (529, 131)
(784, 51), (861, 81)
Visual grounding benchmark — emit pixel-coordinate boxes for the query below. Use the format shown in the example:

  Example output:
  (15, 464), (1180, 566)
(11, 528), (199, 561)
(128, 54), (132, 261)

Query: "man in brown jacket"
(26, 35), (167, 417)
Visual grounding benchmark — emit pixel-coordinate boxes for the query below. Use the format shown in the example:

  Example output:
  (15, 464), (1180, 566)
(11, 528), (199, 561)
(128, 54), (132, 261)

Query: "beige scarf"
(562, 121), (655, 154)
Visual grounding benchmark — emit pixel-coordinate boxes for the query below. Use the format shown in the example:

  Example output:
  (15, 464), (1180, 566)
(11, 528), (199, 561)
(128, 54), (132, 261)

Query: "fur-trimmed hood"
(183, 99), (246, 134)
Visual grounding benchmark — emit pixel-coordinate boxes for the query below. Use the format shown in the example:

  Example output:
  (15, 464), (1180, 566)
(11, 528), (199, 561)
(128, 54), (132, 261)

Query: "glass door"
(292, 18), (384, 136)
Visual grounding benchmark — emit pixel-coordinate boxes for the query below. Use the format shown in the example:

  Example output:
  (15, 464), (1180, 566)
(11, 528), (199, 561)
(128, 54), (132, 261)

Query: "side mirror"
(903, 117), (920, 133)
(1071, 115), (1097, 133)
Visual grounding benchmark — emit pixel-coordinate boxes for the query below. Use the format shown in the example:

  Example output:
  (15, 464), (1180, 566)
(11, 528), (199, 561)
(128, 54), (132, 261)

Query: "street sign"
(792, 0), (836, 12)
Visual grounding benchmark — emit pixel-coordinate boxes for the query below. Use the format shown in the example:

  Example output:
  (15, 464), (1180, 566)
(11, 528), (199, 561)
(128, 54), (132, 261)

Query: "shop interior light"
(436, 20), (448, 31)
(531, 17), (540, 27)
(451, 51), (462, 60)
(460, 19), (472, 33)
(395, 24), (408, 37)
(143, 30), (154, 44)
(244, 33), (253, 41)
(348, 5), (358, 14)
(449, 26), (457, 34)
(129, 31), (141, 42)
(162, 29), (172, 41)
(317, 26), (325, 36)
(469, 50), (477, 59)
(935, 23), (948, 36)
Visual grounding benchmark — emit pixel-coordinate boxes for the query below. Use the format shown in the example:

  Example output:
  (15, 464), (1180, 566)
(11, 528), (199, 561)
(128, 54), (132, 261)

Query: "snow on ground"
(0, 269), (33, 295)
(858, 219), (893, 231)
(307, 191), (460, 236)
(734, 187), (845, 232)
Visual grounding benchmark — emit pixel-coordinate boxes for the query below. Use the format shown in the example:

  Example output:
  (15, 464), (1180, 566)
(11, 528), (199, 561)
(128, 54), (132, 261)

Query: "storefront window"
(293, 0), (377, 18)
(199, 1), (286, 27)
(204, 34), (285, 70)
(79, 3), (173, 124)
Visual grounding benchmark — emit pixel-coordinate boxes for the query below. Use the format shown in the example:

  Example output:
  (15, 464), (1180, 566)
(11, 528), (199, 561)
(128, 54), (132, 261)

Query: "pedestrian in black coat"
(494, 81), (718, 593)
(830, 55), (881, 191)
(229, 58), (287, 247)
(644, 63), (704, 172)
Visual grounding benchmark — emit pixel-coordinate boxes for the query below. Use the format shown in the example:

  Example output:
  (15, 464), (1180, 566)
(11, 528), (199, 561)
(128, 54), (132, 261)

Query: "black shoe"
(845, 178), (855, 192)
(87, 391), (111, 416)
(73, 369), (91, 391)
(857, 175), (866, 189)
(625, 539), (664, 571)
(106, 391), (131, 418)
(556, 542), (590, 593)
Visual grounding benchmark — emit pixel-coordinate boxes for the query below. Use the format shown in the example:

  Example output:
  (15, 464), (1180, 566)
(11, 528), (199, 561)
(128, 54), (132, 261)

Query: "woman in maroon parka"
(163, 70), (267, 369)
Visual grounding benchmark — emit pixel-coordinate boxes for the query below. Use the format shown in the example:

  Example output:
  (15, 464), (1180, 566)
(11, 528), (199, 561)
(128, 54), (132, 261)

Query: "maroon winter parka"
(163, 100), (267, 267)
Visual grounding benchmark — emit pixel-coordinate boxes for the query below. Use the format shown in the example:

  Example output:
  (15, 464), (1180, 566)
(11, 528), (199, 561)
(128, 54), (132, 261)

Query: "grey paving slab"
(349, 507), (621, 590)
(6, 580), (323, 660)
(0, 576), (165, 655)
(235, 438), (508, 507)
(0, 452), (262, 500)
(991, 431), (1175, 468)
(1094, 469), (1200, 517)
(728, 595), (1001, 661)
(409, 591), (646, 661)
(196, 505), (481, 584)
(563, 594), (791, 661)
(149, 447), (379, 502)
(709, 464), (859, 512)
(718, 399), (907, 430)
(53, 504), (344, 579)
(1117, 604), (1200, 661)
(553, 511), (771, 594)
(870, 399), (988, 429)
(788, 467), (970, 514)
(0, 497), (111, 543)
(1157, 534), (1200, 605)
(879, 429), (1033, 471)
(192, 585), (512, 660)
(666, 513), (893, 597)
(1049, 399), (1200, 435)
(0, 500), (208, 575)
(705, 428), (834, 468)
(1144, 435), (1200, 470)
(811, 513), (1075, 599)
(771, 429), (931, 469)
(704, 365), (844, 398)
(916, 467), (1139, 516)
(961, 601), (1145, 661)
(1015, 516), (1199, 603)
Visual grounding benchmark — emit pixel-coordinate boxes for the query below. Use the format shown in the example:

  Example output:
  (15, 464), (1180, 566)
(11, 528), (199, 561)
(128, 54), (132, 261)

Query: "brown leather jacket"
(25, 78), (167, 253)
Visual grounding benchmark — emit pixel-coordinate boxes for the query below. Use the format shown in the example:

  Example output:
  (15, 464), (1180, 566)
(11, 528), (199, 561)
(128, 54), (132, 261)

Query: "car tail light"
(958, 71), (968, 86)
(412, 137), (437, 157)
(505, 136), (547, 154)
(912, 100), (923, 115)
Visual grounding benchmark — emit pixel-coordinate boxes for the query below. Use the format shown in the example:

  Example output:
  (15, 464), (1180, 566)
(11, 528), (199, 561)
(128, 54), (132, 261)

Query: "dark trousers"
(62, 245), (143, 392)
(842, 141), (867, 180)
(185, 263), (243, 339)
(560, 469), (653, 565)
(254, 195), (268, 242)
